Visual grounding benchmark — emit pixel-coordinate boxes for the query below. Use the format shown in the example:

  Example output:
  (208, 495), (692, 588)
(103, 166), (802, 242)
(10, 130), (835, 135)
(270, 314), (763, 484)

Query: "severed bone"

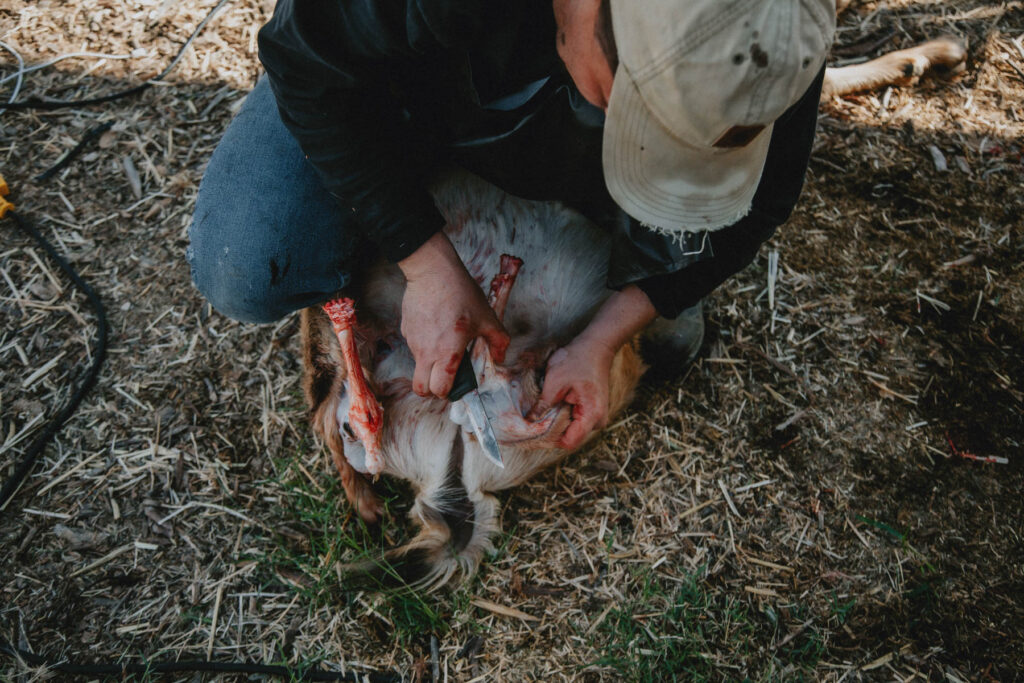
(323, 298), (385, 475)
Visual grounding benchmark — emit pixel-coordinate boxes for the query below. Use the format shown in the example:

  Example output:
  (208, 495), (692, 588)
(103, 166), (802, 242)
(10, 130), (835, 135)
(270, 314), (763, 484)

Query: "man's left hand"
(527, 284), (659, 449)
(527, 336), (615, 450)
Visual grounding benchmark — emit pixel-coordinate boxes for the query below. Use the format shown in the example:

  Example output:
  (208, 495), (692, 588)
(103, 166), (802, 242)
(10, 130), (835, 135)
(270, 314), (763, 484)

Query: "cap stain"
(750, 43), (769, 68)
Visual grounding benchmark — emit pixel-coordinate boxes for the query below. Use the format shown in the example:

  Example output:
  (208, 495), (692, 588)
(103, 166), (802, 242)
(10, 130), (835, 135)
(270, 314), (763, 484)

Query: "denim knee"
(187, 198), (356, 324)
(187, 211), (304, 324)
(187, 77), (358, 324)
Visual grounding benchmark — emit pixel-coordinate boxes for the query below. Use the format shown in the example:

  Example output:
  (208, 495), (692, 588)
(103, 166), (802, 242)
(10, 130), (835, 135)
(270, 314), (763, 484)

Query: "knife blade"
(449, 350), (504, 468)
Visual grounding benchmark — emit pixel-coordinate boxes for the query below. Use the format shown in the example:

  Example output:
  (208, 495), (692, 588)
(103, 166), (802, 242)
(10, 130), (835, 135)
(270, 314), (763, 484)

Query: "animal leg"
(822, 38), (967, 100)
(301, 307), (383, 523)
(487, 254), (524, 321)
(322, 298), (386, 475)
(476, 255), (567, 443)
(471, 254), (524, 375)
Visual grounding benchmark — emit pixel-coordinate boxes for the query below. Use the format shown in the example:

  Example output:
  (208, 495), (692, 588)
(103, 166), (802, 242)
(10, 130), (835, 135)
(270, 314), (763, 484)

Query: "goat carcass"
(302, 172), (645, 589)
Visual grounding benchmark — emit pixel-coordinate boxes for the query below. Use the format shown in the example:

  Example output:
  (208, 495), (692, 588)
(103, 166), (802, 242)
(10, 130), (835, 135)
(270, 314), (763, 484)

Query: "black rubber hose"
(34, 121), (115, 182)
(0, 638), (401, 682)
(0, 0), (231, 112)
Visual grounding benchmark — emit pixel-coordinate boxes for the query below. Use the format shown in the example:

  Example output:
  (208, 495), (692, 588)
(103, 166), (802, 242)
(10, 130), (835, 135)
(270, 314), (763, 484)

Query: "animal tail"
(339, 492), (501, 593)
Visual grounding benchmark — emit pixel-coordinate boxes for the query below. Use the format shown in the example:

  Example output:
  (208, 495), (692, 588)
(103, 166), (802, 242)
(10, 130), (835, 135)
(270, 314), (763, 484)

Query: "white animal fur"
(305, 171), (645, 590)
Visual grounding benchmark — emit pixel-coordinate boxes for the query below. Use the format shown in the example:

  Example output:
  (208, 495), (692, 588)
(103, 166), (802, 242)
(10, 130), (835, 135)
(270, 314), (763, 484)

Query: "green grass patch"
(582, 568), (829, 681)
(855, 515), (938, 573)
(855, 514), (905, 541)
(829, 592), (856, 626)
(257, 451), (490, 645)
(775, 604), (825, 675)
(584, 569), (755, 680)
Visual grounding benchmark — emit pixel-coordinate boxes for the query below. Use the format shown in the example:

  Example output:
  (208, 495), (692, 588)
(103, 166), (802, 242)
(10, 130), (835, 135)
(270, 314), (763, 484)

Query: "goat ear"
(301, 307), (346, 412)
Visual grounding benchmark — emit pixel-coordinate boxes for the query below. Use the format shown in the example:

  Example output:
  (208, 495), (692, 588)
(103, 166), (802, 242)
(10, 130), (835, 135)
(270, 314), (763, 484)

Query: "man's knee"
(186, 77), (355, 323)
(187, 208), (295, 324)
(188, 191), (358, 323)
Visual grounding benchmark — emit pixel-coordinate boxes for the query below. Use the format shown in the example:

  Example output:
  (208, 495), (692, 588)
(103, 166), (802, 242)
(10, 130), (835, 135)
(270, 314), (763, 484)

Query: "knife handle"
(448, 352), (477, 402)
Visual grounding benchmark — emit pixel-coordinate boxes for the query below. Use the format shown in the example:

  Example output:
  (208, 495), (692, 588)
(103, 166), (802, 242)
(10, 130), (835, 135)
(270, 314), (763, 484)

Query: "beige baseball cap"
(603, 0), (835, 236)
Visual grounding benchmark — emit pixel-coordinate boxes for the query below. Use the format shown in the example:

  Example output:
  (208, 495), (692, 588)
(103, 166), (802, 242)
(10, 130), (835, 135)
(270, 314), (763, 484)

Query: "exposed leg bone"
(488, 254), (523, 320)
(301, 307), (383, 522)
(472, 254), (523, 377)
(462, 255), (564, 444)
(323, 298), (385, 475)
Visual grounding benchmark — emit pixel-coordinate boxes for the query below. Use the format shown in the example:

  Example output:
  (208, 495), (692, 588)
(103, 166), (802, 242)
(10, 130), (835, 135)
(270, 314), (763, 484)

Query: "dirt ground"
(1, 1), (1022, 680)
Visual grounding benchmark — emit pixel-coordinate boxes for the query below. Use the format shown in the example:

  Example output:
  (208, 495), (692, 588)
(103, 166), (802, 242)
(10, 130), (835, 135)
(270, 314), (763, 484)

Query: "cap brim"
(603, 64), (773, 234)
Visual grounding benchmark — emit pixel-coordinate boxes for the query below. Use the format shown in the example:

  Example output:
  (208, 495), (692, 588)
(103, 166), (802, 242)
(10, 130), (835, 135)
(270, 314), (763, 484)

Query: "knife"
(448, 349), (504, 468)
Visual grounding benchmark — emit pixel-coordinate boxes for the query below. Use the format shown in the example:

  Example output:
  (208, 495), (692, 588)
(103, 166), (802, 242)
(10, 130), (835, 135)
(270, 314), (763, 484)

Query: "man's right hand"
(398, 232), (509, 398)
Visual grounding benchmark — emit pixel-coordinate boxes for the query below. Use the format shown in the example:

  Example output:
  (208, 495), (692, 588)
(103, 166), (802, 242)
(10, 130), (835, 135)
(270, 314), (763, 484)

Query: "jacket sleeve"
(257, 0), (482, 262)
(630, 210), (780, 318)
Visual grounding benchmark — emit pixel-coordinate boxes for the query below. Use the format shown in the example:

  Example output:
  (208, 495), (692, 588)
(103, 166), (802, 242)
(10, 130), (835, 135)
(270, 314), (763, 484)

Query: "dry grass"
(2, 0), (1022, 680)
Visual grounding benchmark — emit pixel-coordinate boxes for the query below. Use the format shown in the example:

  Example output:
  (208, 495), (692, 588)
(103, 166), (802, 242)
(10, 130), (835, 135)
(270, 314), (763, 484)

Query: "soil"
(1, 1), (1022, 680)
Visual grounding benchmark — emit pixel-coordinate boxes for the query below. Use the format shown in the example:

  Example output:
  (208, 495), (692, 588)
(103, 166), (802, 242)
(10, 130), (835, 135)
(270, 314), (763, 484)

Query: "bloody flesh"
(488, 255), (523, 319)
(471, 254), (523, 377)
(471, 254), (562, 442)
(323, 298), (385, 474)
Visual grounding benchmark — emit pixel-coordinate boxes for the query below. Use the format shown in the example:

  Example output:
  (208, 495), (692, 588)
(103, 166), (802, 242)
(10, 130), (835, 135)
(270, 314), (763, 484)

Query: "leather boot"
(640, 302), (704, 380)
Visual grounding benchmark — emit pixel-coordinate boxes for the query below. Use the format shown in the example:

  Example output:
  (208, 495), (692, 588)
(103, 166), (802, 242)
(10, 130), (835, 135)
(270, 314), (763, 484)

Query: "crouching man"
(187, 0), (835, 448)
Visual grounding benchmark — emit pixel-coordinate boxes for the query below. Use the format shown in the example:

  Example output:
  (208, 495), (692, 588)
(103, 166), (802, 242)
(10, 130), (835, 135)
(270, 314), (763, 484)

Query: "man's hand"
(528, 284), (658, 449)
(528, 338), (615, 450)
(398, 232), (509, 398)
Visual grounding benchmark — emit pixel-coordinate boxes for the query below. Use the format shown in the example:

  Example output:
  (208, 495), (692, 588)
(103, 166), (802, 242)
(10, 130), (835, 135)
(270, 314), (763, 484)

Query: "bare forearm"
(575, 285), (657, 355)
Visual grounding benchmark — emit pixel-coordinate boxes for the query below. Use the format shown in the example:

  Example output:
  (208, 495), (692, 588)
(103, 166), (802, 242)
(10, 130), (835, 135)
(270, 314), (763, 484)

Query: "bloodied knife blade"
(449, 351), (504, 468)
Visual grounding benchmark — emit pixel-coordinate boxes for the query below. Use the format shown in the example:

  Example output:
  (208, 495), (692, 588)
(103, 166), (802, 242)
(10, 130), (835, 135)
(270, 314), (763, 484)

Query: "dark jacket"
(257, 0), (821, 318)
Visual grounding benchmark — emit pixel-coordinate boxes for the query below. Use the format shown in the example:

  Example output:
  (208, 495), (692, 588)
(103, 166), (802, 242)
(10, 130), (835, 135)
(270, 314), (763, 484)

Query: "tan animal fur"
(824, 1), (966, 99)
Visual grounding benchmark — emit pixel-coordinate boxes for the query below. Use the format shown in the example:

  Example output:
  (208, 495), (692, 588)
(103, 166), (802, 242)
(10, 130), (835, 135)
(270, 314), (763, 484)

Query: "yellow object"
(0, 174), (13, 218)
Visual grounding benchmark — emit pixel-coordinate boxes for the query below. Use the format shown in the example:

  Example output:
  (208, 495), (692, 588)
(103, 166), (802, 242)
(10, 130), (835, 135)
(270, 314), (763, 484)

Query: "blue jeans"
(187, 78), (360, 323)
